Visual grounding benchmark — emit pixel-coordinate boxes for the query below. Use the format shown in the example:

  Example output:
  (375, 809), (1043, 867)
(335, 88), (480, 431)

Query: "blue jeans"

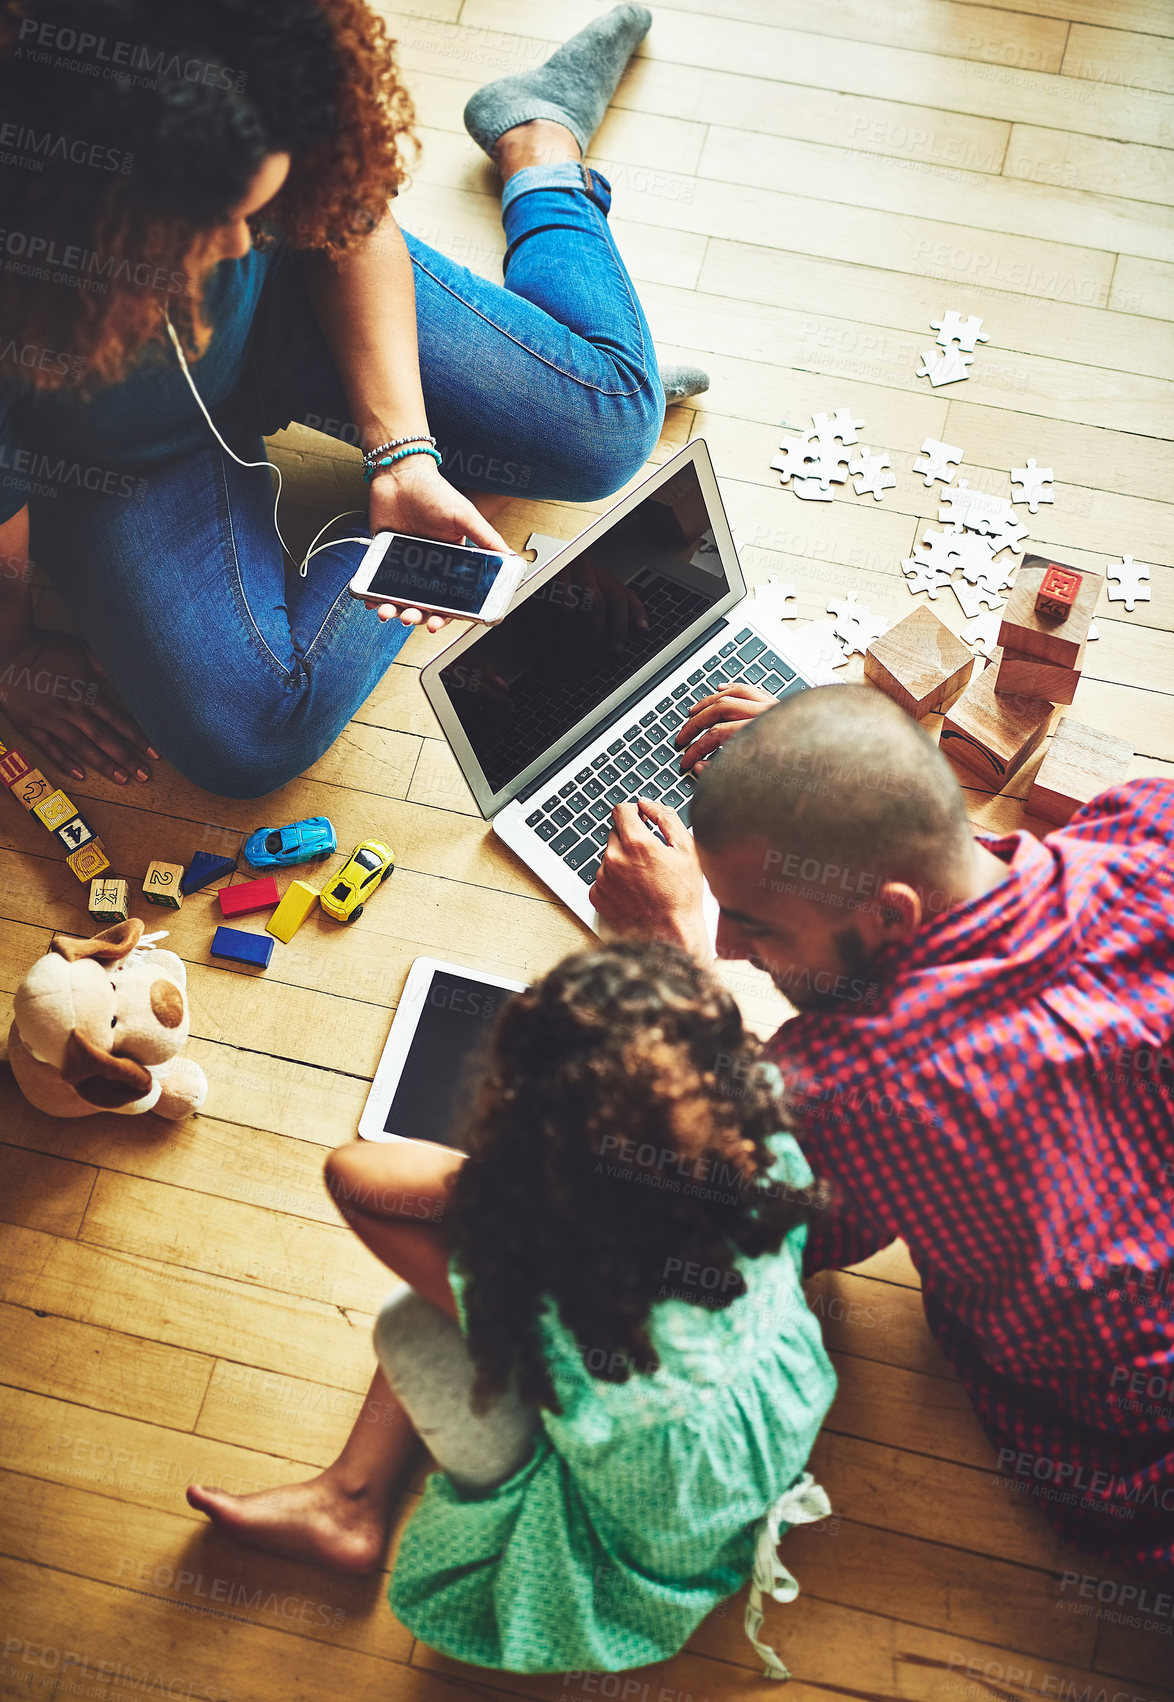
(29, 165), (665, 798)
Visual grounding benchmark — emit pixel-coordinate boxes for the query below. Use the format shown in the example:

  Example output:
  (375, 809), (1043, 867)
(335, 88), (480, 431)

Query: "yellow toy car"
(319, 839), (395, 924)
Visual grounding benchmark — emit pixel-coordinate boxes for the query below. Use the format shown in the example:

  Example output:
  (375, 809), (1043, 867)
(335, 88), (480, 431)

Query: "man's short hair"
(691, 683), (972, 895)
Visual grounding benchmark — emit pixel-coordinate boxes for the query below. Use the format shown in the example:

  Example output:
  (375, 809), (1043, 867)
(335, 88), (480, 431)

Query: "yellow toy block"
(67, 840), (110, 882)
(33, 788), (78, 831)
(266, 879), (319, 943)
(89, 876), (129, 922)
(10, 767), (53, 812)
(143, 859), (185, 909)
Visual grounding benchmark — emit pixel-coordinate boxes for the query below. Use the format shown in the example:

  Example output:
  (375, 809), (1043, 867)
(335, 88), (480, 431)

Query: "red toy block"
(218, 874), (280, 918)
(1035, 563), (1082, 622)
(0, 747), (31, 787)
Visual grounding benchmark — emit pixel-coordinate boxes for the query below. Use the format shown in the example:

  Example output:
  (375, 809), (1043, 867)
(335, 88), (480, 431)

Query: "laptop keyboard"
(523, 628), (804, 884)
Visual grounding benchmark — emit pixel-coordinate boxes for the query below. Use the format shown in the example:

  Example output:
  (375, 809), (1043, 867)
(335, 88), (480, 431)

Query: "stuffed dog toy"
(6, 918), (207, 1119)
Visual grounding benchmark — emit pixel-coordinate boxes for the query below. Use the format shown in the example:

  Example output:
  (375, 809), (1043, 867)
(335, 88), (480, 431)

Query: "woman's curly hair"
(0, 0), (418, 390)
(445, 940), (813, 1414)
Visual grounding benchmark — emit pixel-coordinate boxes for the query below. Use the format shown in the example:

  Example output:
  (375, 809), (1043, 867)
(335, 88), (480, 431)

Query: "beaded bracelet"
(363, 443), (443, 484)
(363, 433), (437, 469)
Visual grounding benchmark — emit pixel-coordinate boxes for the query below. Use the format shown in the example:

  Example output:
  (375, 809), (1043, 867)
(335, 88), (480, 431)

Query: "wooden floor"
(2, 1), (1173, 1697)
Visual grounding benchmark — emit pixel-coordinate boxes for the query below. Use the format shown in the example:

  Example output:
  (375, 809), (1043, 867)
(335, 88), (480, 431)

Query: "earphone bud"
(164, 311), (371, 577)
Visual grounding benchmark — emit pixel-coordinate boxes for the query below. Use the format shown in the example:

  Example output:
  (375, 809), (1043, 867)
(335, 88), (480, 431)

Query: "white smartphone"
(349, 531), (525, 625)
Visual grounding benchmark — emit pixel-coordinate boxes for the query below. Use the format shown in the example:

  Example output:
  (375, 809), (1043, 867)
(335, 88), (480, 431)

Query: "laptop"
(421, 438), (814, 931)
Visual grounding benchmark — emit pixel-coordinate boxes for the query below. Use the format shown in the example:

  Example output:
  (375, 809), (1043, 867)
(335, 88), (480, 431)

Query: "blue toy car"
(244, 815), (337, 869)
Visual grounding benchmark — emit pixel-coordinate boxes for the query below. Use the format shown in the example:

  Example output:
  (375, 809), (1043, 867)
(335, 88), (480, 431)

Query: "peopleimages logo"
(16, 17), (247, 90)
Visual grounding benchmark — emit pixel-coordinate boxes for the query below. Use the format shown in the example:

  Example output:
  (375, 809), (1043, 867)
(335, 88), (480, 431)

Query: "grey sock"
(661, 364), (709, 404)
(464, 4), (653, 159)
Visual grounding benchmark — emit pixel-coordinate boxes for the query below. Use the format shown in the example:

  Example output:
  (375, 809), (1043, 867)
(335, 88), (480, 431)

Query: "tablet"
(358, 957), (527, 1144)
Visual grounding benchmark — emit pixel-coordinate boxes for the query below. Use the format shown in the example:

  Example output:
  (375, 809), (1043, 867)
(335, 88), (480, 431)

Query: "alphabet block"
(181, 850), (239, 894)
(10, 767), (53, 812)
(266, 879), (319, 943)
(1027, 718), (1134, 826)
(939, 652), (1054, 784)
(33, 789), (79, 832)
(995, 647), (1083, 706)
(89, 876), (130, 923)
(864, 605), (973, 720)
(218, 875), (280, 918)
(211, 925), (274, 969)
(1035, 564), (1082, 622)
(143, 860), (185, 909)
(55, 813), (97, 854)
(997, 558), (1101, 669)
(0, 747), (31, 787)
(67, 840), (110, 882)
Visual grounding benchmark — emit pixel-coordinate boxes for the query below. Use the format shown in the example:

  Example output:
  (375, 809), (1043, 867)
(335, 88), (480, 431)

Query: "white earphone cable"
(164, 311), (371, 577)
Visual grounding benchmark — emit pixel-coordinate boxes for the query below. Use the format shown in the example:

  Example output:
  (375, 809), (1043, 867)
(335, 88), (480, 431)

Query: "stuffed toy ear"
(62, 1030), (154, 1108)
(52, 919), (144, 966)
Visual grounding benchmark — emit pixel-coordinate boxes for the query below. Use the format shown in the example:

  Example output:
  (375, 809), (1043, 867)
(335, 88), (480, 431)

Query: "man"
(592, 681), (1174, 1575)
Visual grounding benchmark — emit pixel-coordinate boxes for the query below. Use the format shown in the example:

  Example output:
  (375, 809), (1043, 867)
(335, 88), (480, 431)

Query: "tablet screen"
(382, 967), (517, 1146)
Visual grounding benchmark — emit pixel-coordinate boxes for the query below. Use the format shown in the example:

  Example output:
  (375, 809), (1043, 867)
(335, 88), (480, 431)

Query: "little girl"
(189, 941), (836, 1678)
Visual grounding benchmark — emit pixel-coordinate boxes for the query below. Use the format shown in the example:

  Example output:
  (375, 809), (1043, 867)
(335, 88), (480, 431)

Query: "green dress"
(389, 1132), (837, 1676)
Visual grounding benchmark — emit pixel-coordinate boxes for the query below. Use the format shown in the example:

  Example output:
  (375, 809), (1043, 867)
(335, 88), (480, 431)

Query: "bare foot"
(493, 117), (581, 182)
(186, 1470), (389, 1575)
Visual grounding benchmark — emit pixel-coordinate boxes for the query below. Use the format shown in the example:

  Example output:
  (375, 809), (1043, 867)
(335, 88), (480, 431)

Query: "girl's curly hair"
(0, 0), (418, 390)
(445, 940), (813, 1413)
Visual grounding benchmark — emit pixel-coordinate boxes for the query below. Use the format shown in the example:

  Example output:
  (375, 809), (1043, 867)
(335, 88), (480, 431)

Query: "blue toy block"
(210, 925), (274, 970)
(182, 850), (239, 894)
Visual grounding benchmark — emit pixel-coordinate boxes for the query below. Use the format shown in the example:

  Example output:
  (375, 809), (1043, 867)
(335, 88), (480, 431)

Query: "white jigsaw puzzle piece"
(951, 577), (1007, 619)
(931, 312), (990, 354)
(912, 438), (964, 488)
(771, 432), (822, 484)
(917, 346), (973, 387)
(938, 481), (1016, 536)
(901, 557), (954, 599)
(827, 594), (890, 656)
(961, 611), (1004, 659)
(847, 447), (896, 501)
(1105, 554), (1152, 611)
(753, 575), (798, 619)
(911, 527), (967, 575)
(811, 409), (865, 450)
(986, 515), (1030, 557)
(792, 476), (835, 501)
(785, 618), (847, 681)
(1010, 458), (1055, 513)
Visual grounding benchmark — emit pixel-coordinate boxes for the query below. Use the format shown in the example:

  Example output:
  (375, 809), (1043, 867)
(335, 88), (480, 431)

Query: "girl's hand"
(366, 454), (511, 634)
(0, 632), (156, 784)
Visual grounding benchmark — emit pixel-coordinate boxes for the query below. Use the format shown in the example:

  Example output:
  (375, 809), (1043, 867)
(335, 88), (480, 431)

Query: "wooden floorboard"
(2, 1), (1172, 1696)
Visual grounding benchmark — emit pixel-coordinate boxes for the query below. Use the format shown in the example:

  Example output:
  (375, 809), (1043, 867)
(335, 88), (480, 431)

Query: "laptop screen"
(437, 460), (730, 797)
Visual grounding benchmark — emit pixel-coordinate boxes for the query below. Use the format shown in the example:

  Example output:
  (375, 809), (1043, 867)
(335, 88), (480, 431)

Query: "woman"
(189, 942), (837, 1678)
(0, 1), (699, 797)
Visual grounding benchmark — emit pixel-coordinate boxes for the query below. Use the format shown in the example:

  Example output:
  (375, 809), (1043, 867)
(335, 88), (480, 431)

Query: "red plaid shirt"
(772, 781), (1174, 1574)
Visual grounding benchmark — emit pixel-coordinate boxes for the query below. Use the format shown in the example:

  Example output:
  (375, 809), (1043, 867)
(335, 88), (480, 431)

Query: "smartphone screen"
(363, 535), (505, 615)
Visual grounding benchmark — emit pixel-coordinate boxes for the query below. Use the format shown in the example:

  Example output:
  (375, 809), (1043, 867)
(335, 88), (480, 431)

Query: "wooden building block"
(9, 767), (53, 812)
(211, 925), (274, 969)
(55, 813), (97, 855)
(180, 849), (239, 894)
(1035, 564), (1082, 621)
(143, 859), (185, 909)
(32, 788), (79, 832)
(863, 605), (973, 719)
(67, 840), (110, 882)
(89, 877), (130, 923)
(995, 647), (1083, 706)
(939, 652), (1054, 784)
(1028, 718), (1134, 827)
(997, 557), (1101, 668)
(0, 747), (31, 786)
(266, 879), (319, 943)
(218, 874), (280, 918)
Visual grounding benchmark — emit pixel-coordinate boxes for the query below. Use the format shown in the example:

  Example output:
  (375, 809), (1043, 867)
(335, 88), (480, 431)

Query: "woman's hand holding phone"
(367, 454), (510, 633)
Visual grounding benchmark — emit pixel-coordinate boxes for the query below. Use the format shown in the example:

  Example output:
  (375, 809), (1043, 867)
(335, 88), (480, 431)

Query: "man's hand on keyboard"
(676, 683), (777, 775)
(591, 800), (708, 956)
